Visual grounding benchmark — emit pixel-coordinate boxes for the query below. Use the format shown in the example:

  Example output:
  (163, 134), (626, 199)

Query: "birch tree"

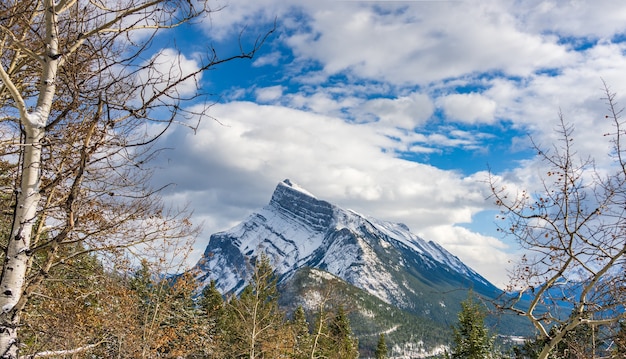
(0, 0), (272, 357)
(490, 82), (626, 359)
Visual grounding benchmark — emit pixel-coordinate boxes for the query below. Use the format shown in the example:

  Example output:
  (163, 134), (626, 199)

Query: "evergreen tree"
(128, 259), (163, 357)
(290, 306), (312, 359)
(199, 279), (228, 358)
(512, 337), (543, 359)
(375, 333), (389, 359)
(450, 294), (494, 359)
(200, 280), (224, 313)
(325, 306), (359, 359)
(129, 260), (155, 324)
(225, 254), (286, 359)
(200, 280), (227, 331)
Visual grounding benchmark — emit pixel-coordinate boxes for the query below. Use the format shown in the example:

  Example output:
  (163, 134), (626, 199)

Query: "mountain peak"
(195, 179), (499, 302)
(270, 179), (333, 232)
(279, 179), (317, 198)
(192, 180), (517, 355)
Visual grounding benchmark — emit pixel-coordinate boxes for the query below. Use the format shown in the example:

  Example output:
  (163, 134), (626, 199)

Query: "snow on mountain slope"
(193, 179), (499, 304)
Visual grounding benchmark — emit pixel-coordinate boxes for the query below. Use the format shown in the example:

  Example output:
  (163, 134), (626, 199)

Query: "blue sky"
(146, 0), (626, 288)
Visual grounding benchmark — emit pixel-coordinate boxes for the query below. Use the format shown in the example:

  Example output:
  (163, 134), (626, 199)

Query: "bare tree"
(490, 82), (626, 359)
(0, 0), (273, 357)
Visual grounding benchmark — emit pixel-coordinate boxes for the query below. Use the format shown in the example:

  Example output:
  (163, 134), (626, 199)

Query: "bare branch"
(490, 83), (626, 358)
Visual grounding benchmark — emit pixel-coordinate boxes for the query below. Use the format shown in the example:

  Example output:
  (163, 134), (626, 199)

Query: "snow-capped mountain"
(193, 179), (500, 309)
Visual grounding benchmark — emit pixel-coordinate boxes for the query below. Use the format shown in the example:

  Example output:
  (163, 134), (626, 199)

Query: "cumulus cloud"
(253, 51), (282, 67)
(255, 85), (284, 102)
(361, 93), (434, 129)
(510, 0), (626, 38)
(153, 101), (502, 279)
(284, 91), (360, 117)
(135, 48), (201, 104)
(420, 225), (515, 288)
(484, 42), (626, 168)
(150, 0), (626, 286)
(198, 0), (283, 40)
(282, 2), (571, 84)
(438, 93), (497, 124)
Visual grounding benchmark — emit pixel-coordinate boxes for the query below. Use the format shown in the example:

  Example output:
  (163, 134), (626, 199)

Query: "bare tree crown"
(490, 82), (626, 359)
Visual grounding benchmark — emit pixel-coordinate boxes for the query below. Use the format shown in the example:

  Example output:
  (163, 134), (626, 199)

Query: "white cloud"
(135, 48), (201, 103)
(285, 91), (359, 116)
(438, 93), (497, 124)
(252, 51), (282, 67)
(420, 225), (515, 289)
(255, 85), (283, 102)
(198, 0), (283, 40)
(151, 0), (626, 287)
(153, 101), (502, 279)
(198, 1), (575, 84)
(484, 41), (626, 169)
(283, 1), (571, 84)
(510, 0), (626, 39)
(361, 93), (434, 129)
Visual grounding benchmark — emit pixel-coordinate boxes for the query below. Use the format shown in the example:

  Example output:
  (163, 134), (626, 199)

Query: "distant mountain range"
(192, 179), (531, 357)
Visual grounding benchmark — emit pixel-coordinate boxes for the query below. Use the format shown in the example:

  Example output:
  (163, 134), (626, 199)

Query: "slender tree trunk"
(0, 0), (58, 356)
(0, 124), (45, 358)
(0, 128), (43, 357)
(310, 308), (325, 359)
(250, 300), (259, 359)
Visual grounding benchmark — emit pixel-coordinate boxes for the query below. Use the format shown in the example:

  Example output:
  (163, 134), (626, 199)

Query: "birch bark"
(0, 0), (58, 356)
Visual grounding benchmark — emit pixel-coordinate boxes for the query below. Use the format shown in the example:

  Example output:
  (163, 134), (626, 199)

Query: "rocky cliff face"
(269, 178), (334, 232)
(193, 179), (499, 307)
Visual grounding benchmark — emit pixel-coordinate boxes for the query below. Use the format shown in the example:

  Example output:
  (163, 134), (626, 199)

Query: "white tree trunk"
(0, 124), (45, 358)
(0, 0), (58, 356)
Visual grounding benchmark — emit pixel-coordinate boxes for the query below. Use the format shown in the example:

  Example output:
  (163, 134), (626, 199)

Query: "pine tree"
(198, 280), (228, 358)
(290, 306), (312, 359)
(326, 306), (359, 359)
(450, 294), (494, 359)
(128, 259), (162, 357)
(225, 254), (286, 359)
(375, 333), (389, 359)
(200, 280), (227, 330)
